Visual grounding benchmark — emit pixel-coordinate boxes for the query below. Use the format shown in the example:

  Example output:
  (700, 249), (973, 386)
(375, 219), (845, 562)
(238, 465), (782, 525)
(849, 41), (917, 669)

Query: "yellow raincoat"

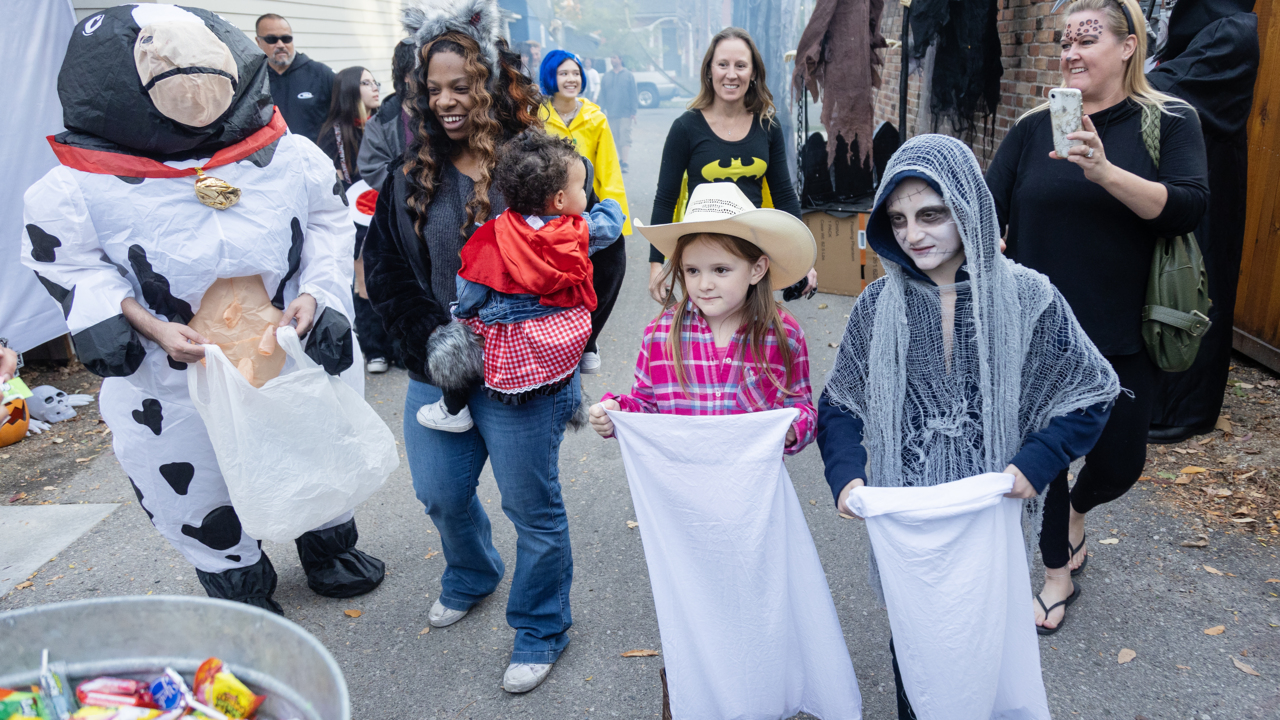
(539, 98), (631, 235)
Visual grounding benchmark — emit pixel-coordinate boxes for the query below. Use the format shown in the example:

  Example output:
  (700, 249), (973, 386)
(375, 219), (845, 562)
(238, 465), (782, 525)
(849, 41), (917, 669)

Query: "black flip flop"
(1035, 580), (1082, 636)
(1070, 533), (1088, 577)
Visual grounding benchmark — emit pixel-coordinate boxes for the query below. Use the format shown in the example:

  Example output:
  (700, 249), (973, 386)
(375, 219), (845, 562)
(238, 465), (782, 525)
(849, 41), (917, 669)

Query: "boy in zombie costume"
(20, 4), (384, 613)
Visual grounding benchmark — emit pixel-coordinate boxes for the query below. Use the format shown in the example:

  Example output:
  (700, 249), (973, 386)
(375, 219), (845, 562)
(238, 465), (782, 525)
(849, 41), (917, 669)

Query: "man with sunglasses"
(255, 13), (335, 143)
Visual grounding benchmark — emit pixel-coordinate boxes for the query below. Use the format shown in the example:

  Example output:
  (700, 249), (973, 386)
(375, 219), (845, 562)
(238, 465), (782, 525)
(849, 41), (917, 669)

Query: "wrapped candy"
(74, 678), (155, 709)
(192, 659), (264, 720)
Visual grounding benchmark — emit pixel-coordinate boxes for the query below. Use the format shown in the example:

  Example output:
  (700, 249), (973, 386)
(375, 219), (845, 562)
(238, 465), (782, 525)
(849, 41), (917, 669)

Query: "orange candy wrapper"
(192, 659), (264, 719)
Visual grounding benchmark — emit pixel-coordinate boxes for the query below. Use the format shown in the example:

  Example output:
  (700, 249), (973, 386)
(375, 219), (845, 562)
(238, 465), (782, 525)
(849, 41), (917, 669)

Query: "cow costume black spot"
(131, 398), (164, 435)
(20, 3), (381, 614)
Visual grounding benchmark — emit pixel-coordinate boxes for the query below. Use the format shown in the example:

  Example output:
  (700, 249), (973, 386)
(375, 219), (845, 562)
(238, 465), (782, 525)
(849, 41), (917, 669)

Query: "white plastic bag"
(188, 326), (398, 543)
(846, 473), (1050, 720)
(609, 408), (862, 720)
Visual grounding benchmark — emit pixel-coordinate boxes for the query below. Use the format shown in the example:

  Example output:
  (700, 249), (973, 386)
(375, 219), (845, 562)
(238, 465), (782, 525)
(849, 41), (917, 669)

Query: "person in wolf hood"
(20, 3), (385, 614)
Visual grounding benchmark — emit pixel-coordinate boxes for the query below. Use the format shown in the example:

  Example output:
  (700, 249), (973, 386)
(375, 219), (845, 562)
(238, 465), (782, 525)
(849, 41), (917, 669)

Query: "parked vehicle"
(633, 71), (680, 109)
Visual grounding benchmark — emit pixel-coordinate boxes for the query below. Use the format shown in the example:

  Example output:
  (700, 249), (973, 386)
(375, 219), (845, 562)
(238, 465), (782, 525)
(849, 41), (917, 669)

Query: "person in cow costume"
(20, 3), (385, 613)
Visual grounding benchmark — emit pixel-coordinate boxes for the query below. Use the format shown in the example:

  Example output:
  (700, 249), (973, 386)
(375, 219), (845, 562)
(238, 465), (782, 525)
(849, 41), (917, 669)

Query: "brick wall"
(871, 0), (1067, 167)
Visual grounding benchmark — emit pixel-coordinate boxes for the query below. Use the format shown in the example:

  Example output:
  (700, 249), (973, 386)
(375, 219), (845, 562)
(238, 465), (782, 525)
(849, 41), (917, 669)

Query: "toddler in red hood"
(418, 130), (625, 432)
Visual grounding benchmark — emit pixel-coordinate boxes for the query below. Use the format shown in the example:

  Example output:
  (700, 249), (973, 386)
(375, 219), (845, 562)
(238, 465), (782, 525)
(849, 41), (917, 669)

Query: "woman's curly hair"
(494, 130), (579, 216)
(403, 33), (542, 237)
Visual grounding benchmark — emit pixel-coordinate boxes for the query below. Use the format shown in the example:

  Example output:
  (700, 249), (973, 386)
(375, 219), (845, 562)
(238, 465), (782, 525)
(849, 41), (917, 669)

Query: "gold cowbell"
(193, 167), (241, 210)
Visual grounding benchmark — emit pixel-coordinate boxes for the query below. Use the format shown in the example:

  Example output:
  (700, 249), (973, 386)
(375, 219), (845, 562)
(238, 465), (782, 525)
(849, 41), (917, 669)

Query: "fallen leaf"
(1215, 489), (1233, 498)
(1265, 579), (1280, 583)
(809, 500), (817, 505)
(74, 457), (95, 463)
(626, 520), (639, 529)
(344, 609), (362, 618)
(1197, 436), (1214, 445)
(1176, 665), (1191, 670)
(423, 551), (439, 559)
(1098, 538), (1120, 545)
(1232, 657), (1261, 676)
(584, 676), (593, 682)
(51, 438), (64, 444)
(1180, 536), (1209, 548)
(1157, 471), (1177, 480)
(1262, 380), (1278, 387)
(1237, 383), (1256, 389)
(1174, 475), (1192, 485)
(8, 492), (26, 503)
(1204, 625), (1225, 635)
(419, 627), (430, 635)
(817, 304), (829, 309)
(1118, 648), (1137, 664)
(1236, 470), (1258, 481)
(1232, 517), (1257, 524)
(1173, 448), (1192, 454)
(14, 581), (32, 590)
(1204, 565), (1225, 575)
(1181, 466), (1208, 474)
(621, 649), (660, 657)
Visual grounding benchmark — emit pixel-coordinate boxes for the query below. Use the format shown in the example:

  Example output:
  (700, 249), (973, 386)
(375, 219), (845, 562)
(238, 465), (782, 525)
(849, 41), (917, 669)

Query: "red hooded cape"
(459, 210), (597, 311)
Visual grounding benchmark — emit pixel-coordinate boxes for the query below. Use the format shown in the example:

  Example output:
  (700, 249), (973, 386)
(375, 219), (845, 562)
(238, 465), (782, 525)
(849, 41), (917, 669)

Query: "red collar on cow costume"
(48, 107), (287, 178)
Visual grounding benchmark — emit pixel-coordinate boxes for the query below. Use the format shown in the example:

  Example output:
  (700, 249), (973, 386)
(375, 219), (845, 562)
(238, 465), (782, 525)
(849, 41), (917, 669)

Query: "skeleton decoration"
(28, 385), (94, 423)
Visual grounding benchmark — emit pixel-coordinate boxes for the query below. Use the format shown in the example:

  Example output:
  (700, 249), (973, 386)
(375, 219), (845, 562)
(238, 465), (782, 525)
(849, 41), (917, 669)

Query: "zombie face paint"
(886, 178), (965, 284)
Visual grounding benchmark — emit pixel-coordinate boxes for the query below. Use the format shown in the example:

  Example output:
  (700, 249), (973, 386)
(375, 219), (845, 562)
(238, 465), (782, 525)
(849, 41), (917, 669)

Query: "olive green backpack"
(1139, 103), (1211, 373)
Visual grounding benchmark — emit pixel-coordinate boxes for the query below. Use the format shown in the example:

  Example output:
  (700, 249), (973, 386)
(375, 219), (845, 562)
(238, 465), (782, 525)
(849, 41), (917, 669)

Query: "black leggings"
(1039, 351), (1158, 569)
(586, 236), (627, 354)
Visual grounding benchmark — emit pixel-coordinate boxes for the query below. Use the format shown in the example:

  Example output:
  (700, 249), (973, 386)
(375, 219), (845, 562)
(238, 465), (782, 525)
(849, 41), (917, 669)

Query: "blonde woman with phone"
(984, 0), (1207, 636)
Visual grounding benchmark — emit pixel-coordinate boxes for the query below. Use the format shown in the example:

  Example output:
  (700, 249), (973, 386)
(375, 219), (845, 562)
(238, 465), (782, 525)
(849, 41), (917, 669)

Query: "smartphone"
(1048, 88), (1083, 159)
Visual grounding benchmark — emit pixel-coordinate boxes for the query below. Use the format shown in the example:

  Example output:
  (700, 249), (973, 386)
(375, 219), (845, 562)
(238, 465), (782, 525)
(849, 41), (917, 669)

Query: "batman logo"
(702, 157), (767, 182)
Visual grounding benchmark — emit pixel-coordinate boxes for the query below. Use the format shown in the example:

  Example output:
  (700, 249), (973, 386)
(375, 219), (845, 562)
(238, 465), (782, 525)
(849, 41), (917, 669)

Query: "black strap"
(142, 66), (238, 93)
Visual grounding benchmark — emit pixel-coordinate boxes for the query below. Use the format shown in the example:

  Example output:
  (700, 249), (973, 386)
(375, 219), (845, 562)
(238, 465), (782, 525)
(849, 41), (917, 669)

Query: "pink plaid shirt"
(603, 303), (816, 455)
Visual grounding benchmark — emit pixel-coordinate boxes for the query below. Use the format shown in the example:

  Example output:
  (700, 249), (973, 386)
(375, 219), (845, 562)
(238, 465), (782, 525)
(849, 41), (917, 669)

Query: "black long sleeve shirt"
(985, 98), (1208, 355)
(649, 111), (802, 263)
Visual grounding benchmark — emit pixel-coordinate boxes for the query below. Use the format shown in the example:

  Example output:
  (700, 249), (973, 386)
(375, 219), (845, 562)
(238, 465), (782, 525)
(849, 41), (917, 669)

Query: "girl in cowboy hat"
(588, 181), (817, 449)
(588, 180), (832, 717)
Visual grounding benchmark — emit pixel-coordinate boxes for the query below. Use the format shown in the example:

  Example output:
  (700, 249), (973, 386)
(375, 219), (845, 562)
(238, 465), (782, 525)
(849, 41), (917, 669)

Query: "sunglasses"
(258, 35), (293, 45)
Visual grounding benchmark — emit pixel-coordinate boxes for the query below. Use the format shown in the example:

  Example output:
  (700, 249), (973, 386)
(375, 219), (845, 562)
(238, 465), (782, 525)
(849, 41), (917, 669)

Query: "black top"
(985, 99), (1208, 355)
(268, 53), (336, 143)
(361, 166), (505, 382)
(316, 125), (363, 188)
(649, 111), (802, 262)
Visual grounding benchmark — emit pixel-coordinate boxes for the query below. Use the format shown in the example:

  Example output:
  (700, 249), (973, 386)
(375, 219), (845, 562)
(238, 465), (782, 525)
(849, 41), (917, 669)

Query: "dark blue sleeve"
(1010, 401), (1112, 493)
(817, 390), (868, 506)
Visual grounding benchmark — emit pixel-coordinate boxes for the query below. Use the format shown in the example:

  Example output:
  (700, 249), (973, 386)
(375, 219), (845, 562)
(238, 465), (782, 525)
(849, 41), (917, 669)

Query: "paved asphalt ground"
(4, 107), (1280, 719)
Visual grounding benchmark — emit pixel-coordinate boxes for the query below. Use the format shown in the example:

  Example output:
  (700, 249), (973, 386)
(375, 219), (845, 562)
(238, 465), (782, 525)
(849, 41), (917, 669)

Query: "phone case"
(1049, 88), (1083, 159)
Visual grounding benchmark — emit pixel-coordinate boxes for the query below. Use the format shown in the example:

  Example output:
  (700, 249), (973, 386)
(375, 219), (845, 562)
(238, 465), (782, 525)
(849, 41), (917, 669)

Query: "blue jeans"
(403, 377), (580, 664)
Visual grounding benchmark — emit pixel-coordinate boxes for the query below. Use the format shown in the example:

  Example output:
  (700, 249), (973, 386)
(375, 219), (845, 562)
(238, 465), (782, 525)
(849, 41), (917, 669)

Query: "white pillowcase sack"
(846, 473), (1051, 720)
(609, 408), (862, 720)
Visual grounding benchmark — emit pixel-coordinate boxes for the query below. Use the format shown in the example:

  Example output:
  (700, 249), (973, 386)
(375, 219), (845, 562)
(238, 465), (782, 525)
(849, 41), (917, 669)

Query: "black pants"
(1039, 351), (1158, 569)
(889, 638), (917, 719)
(586, 237), (627, 354)
(353, 292), (392, 361)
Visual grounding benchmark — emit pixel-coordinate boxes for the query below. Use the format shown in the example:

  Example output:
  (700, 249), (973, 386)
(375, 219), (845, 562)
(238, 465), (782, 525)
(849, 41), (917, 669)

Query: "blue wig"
(539, 49), (584, 97)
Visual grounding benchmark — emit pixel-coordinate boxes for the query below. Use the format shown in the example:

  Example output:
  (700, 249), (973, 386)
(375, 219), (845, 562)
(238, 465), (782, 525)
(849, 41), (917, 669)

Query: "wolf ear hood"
(402, 0), (501, 71)
(57, 4), (272, 159)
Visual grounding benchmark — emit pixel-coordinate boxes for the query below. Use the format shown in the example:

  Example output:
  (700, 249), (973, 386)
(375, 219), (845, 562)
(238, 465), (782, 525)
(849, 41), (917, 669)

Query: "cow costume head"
(58, 4), (272, 159)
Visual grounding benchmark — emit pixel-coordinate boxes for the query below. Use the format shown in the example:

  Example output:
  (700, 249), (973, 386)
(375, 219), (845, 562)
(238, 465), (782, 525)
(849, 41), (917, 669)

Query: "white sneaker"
(579, 351), (601, 374)
(416, 399), (474, 432)
(428, 599), (469, 627)
(502, 662), (554, 693)
(366, 357), (389, 373)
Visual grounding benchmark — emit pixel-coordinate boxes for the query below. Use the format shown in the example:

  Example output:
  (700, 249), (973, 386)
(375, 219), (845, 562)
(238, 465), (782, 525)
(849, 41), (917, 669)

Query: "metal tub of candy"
(0, 595), (349, 720)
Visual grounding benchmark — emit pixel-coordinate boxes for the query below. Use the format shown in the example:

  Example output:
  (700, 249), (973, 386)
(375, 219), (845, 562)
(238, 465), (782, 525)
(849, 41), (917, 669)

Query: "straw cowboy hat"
(634, 183), (816, 288)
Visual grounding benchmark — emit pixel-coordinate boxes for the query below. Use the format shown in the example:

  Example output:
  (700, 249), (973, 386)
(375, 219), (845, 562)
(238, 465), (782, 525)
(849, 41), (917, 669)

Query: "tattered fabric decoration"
(792, 0), (887, 166)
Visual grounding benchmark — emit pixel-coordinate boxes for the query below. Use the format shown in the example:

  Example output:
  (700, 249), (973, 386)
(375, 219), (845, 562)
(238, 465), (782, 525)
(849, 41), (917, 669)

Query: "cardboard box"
(803, 211), (884, 298)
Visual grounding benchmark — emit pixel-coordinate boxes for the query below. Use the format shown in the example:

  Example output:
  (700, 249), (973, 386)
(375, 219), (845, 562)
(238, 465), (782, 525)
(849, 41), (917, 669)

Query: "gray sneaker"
(428, 599), (469, 627)
(579, 351), (601, 375)
(502, 662), (554, 693)
(366, 357), (389, 374)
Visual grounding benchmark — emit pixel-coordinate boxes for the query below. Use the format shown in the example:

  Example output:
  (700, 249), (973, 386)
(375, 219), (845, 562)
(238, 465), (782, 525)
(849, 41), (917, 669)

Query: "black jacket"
(268, 53), (335, 142)
(985, 99), (1208, 355)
